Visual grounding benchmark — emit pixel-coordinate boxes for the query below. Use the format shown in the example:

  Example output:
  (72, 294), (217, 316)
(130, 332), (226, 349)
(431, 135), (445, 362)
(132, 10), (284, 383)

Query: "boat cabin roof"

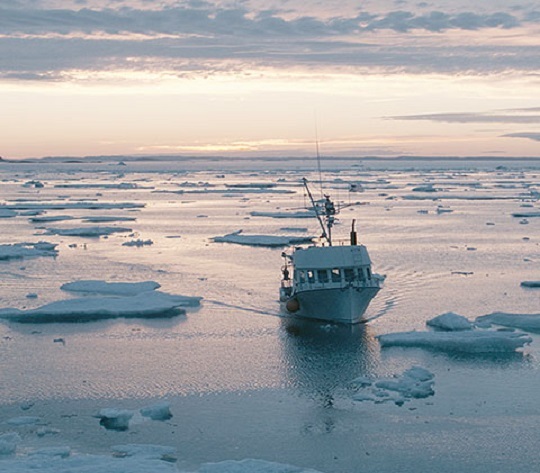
(292, 244), (372, 270)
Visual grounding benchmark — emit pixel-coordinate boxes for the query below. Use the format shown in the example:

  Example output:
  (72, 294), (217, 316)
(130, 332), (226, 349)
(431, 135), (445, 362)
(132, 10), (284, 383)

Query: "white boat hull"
(283, 285), (380, 324)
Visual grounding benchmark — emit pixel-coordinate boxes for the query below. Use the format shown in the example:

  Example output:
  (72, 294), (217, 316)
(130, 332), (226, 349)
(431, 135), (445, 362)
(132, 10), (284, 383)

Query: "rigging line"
(314, 114), (324, 199)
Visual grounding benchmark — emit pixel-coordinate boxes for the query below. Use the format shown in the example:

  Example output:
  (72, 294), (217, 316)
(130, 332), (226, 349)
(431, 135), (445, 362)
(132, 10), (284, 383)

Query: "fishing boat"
(279, 178), (381, 324)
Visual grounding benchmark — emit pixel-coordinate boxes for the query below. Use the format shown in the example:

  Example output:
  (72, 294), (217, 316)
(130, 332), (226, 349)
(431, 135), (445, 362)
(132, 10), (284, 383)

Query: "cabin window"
(366, 267), (372, 280)
(307, 270), (315, 283)
(344, 268), (355, 282)
(297, 271), (306, 283)
(359, 268), (366, 282)
(317, 269), (329, 283)
(331, 268), (341, 283)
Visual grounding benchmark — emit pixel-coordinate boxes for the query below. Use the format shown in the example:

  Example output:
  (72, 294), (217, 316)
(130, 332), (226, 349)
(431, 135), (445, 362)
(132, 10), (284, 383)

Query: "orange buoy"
(286, 298), (300, 313)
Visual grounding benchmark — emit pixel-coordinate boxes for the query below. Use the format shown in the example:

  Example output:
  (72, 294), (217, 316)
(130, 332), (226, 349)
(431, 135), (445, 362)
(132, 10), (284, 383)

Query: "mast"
(302, 178), (336, 246)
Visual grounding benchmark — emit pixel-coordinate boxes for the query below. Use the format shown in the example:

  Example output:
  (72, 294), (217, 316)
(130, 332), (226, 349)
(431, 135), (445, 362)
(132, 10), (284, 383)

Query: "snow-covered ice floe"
(377, 330), (531, 353)
(426, 312), (473, 331)
(350, 366), (435, 406)
(476, 312), (540, 332)
(60, 280), (161, 296)
(95, 408), (134, 431)
(0, 242), (58, 261)
(250, 210), (316, 219)
(0, 451), (325, 472)
(213, 230), (313, 247)
(45, 226), (132, 237)
(0, 289), (201, 323)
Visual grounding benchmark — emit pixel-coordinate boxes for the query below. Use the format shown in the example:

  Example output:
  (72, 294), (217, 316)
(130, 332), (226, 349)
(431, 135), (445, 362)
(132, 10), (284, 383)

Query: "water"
(0, 158), (539, 472)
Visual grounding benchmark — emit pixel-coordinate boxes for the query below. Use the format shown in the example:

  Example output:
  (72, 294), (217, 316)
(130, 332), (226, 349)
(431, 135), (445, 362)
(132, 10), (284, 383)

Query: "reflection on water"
(279, 317), (380, 407)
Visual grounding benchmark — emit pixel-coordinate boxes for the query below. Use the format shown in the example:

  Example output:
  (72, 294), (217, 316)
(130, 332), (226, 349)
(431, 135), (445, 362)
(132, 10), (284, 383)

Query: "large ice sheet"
(213, 230), (313, 247)
(0, 291), (201, 323)
(476, 312), (540, 332)
(0, 242), (58, 261)
(378, 330), (531, 353)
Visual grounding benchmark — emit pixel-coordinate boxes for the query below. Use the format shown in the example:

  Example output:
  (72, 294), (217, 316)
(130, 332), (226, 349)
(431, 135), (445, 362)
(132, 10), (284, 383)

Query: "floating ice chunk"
(426, 312), (473, 331)
(412, 184), (437, 192)
(96, 408), (134, 431)
(29, 447), (71, 458)
(378, 330), (531, 353)
(36, 427), (60, 437)
(45, 226), (132, 237)
(476, 312), (540, 332)
(22, 180), (44, 188)
(0, 433), (20, 455)
(140, 402), (172, 421)
(4, 202), (144, 211)
(61, 280), (161, 295)
(198, 459), (325, 473)
(111, 444), (176, 460)
(375, 366), (435, 399)
(29, 215), (75, 223)
(122, 239), (154, 247)
(349, 375), (372, 388)
(213, 230), (313, 248)
(512, 211), (540, 218)
(521, 281), (540, 288)
(6, 416), (41, 426)
(0, 291), (201, 323)
(279, 227), (308, 232)
(250, 210), (316, 219)
(0, 242), (58, 261)
(54, 183), (141, 189)
(82, 216), (137, 223)
(0, 208), (17, 218)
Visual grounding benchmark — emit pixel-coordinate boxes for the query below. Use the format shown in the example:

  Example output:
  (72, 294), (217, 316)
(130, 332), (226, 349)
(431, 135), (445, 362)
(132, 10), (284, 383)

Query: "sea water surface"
(0, 157), (539, 472)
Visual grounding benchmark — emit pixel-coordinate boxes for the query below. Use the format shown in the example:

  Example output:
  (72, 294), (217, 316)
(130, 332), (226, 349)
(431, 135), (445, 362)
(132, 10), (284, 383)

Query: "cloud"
(502, 132), (540, 142)
(389, 110), (540, 124)
(0, 4), (538, 81)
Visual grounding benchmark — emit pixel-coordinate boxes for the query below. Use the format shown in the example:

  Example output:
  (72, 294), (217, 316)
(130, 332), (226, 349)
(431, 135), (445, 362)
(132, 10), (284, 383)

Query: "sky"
(1, 0), (539, 159)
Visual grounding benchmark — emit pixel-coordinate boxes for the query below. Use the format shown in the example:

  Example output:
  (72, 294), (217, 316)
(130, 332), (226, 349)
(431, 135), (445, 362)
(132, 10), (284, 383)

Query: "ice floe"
(60, 280), (161, 296)
(0, 433), (20, 455)
(378, 330), (531, 353)
(350, 366), (435, 406)
(54, 183), (142, 189)
(0, 290), (201, 323)
(476, 312), (540, 332)
(521, 281), (540, 288)
(29, 216), (75, 223)
(0, 450), (325, 472)
(0, 242), (58, 261)
(512, 211), (540, 218)
(426, 312), (473, 331)
(45, 226), (132, 237)
(4, 202), (144, 211)
(122, 239), (154, 247)
(82, 216), (137, 223)
(0, 208), (17, 218)
(140, 401), (172, 421)
(213, 230), (313, 247)
(95, 408), (134, 431)
(6, 416), (41, 426)
(250, 210), (316, 219)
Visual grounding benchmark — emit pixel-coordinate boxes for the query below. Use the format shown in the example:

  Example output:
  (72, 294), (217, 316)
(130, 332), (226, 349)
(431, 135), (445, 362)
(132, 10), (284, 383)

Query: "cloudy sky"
(1, 0), (539, 159)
